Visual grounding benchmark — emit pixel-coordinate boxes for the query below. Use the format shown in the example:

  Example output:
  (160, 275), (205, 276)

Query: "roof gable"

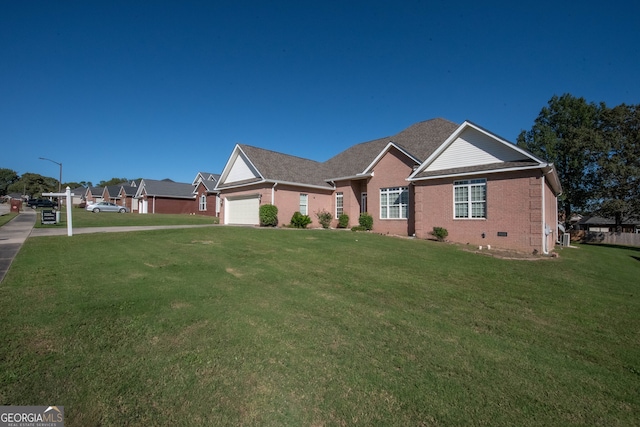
(218, 144), (332, 189)
(219, 146), (263, 186)
(362, 142), (421, 175)
(409, 121), (544, 178)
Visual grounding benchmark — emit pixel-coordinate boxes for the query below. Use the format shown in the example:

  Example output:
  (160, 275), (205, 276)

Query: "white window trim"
(453, 179), (487, 219)
(335, 192), (344, 219)
(379, 187), (408, 220)
(199, 194), (207, 211)
(299, 193), (308, 216)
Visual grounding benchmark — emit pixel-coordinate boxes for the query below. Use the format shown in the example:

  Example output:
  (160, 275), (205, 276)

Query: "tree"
(7, 173), (58, 198)
(0, 168), (19, 196)
(98, 178), (129, 187)
(591, 103), (640, 229)
(517, 94), (599, 222)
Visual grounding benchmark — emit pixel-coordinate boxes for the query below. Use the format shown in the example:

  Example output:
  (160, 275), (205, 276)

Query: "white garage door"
(226, 196), (260, 225)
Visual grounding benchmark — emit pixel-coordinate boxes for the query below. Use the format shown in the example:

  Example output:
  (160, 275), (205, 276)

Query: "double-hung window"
(380, 187), (408, 219)
(335, 192), (344, 218)
(454, 179), (486, 219)
(299, 194), (308, 215)
(199, 194), (207, 211)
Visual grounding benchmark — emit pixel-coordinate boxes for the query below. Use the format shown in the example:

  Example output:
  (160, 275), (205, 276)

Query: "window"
(380, 187), (408, 219)
(199, 194), (207, 211)
(454, 179), (486, 218)
(335, 192), (343, 218)
(299, 193), (308, 215)
(361, 192), (367, 213)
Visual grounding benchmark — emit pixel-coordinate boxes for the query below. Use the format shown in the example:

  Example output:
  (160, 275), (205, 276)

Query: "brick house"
(192, 172), (221, 217)
(134, 179), (198, 215)
(215, 118), (562, 254)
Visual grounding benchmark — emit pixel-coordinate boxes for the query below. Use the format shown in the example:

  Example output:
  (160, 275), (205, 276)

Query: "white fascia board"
(363, 142), (421, 174)
(216, 179), (267, 191)
(408, 164), (545, 182)
(326, 173), (373, 182)
(216, 145), (264, 190)
(408, 121), (544, 179)
(270, 179), (335, 191)
(133, 180), (146, 198)
(192, 173), (206, 185)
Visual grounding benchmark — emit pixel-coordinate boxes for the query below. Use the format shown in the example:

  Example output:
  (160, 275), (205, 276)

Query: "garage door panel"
(227, 196), (259, 225)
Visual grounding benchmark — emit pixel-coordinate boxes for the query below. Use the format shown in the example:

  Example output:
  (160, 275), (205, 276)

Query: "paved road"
(0, 208), (217, 282)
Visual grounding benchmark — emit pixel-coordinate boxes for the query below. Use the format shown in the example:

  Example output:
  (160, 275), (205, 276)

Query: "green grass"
(0, 212), (18, 227)
(1, 227), (639, 426)
(33, 206), (219, 228)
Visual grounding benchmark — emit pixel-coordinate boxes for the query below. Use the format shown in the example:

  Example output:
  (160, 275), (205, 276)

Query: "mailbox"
(10, 199), (21, 212)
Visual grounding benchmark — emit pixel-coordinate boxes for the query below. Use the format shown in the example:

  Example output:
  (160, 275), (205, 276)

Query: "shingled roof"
(137, 179), (196, 199)
(323, 118), (459, 179)
(222, 145), (333, 189)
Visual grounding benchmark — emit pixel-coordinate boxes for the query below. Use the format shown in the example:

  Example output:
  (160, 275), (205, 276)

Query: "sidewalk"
(0, 209), (36, 283)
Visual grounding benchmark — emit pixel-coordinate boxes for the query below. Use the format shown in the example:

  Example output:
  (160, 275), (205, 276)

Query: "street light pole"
(38, 157), (62, 193)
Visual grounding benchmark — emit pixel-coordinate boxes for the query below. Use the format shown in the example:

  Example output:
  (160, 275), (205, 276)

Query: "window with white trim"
(199, 194), (207, 211)
(335, 192), (343, 218)
(454, 179), (486, 219)
(380, 187), (408, 219)
(299, 193), (308, 215)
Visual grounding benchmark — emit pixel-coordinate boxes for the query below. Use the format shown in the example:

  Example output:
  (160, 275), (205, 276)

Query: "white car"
(86, 201), (130, 213)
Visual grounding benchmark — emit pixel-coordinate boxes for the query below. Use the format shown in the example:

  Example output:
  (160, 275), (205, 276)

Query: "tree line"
(517, 94), (639, 229)
(0, 170), (130, 199)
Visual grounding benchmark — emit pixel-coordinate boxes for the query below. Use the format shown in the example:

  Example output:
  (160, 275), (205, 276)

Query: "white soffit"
(425, 126), (531, 172)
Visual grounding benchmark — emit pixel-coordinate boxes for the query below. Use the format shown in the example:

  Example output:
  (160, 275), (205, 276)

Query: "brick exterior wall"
(140, 196), (197, 215)
(413, 169), (557, 253)
(194, 182), (219, 217)
(366, 147), (416, 236)
(334, 180), (366, 229)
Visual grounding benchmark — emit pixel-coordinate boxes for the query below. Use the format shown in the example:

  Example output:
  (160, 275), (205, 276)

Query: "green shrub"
(259, 204), (278, 227)
(338, 214), (349, 228)
(316, 209), (332, 229)
(431, 226), (448, 242)
(351, 225), (366, 232)
(359, 212), (373, 230)
(290, 211), (312, 228)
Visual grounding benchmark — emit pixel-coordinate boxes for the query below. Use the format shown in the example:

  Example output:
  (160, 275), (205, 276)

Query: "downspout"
(271, 182), (278, 205)
(153, 195), (156, 214)
(541, 167), (554, 255)
(542, 174), (547, 254)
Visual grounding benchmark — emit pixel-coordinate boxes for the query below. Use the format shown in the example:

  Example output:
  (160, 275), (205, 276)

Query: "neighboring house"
(84, 186), (104, 204)
(134, 179), (197, 214)
(193, 172), (221, 217)
(576, 216), (640, 233)
(215, 118), (562, 254)
(118, 185), (138, 212)
(102, 185), (124, 204)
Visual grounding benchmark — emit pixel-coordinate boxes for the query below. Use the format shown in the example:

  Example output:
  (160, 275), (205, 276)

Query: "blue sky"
(2, 1), (639, 185)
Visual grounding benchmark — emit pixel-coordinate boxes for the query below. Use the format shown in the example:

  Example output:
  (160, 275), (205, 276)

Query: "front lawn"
(33, 206), (218, 228)
(0, 228), (638, 426)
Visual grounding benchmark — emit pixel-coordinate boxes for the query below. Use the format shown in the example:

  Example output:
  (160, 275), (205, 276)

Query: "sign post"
(42, 187), (74, 236)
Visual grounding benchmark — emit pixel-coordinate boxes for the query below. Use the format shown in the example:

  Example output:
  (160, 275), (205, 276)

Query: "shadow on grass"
(583, 242), (640, 252)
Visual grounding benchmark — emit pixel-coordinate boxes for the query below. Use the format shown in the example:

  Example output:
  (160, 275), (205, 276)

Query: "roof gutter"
(408, 164), (545, 182)
(326, 173), (372, 182)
